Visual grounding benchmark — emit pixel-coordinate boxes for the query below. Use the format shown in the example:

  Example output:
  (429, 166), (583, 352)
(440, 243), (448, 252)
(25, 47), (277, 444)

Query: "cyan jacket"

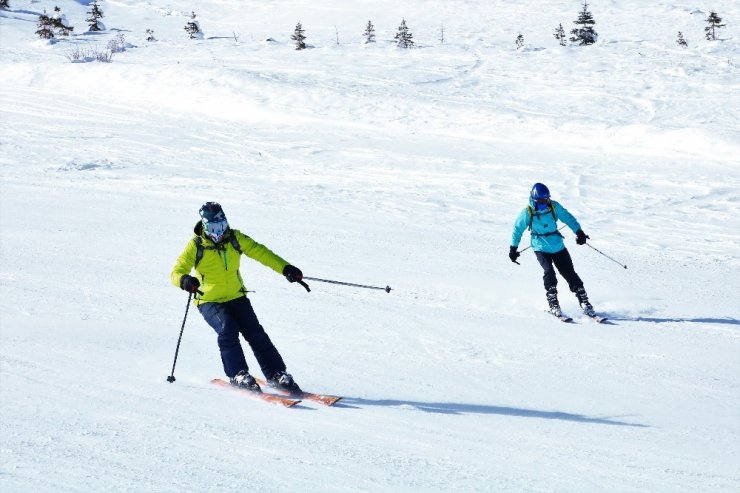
(511, 199), (581, 254)
(171, 222), (289, 305)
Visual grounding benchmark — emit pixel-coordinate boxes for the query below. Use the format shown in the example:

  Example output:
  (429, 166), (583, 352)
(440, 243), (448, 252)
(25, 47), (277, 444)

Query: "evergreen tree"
(184, 11), (202, 39)
(291, 22), (306, 50)
(676, 31), (688, 47)
(554, 23), (566, 46)
(86, 1), (105, 32)
(515, 33), (524, 49)
(35, 10), (55, 39)
(363, 20), (376, 44)
(704, 11), (725, 41)
(1, 1), (10, 11)
(570, 1), (597, 46)
(52, 6), (74, 37)
(394, 18), (414, 48)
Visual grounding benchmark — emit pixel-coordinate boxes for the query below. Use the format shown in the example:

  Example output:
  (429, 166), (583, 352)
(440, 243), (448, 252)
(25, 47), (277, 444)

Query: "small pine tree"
(36, 10), (55, 39)
(51, 6), (74, 37)
(570, 1), (598, 46)
(291, 22), (306, 50)
(363, 20), (376, 44)
(704, 11), (725, 41)
(554, 23), (566, 46)
(86, 1), (104, 32)
(0, 0), (10, 11)
(676, 31), (688, 47)
(394, 18), (414, 48)
(146, 29), (156, 42)
(515, 33), (524, 49)
(184, 11), (202, 39)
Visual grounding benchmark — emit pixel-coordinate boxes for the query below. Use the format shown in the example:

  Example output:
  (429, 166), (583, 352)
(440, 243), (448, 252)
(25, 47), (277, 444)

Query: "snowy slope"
(1, 1), (739, 491)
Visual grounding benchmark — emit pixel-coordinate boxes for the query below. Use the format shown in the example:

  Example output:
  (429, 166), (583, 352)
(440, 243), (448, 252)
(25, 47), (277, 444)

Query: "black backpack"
(193, 232), (242, 268)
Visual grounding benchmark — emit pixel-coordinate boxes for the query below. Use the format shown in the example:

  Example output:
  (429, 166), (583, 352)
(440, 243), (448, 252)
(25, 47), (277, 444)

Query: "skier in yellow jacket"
(171, 202), (305, 394)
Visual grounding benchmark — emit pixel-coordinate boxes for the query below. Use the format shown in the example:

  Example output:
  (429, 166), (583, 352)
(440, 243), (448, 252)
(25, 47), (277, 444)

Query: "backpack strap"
(549, 202), (558, 223)
(527, 204), (560, 235)
(192, 231), (242, 269)
(193, 236), (205, 268)
(229, 232), (242, 255)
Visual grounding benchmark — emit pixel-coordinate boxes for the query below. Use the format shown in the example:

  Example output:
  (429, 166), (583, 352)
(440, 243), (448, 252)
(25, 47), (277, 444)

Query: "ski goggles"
(203, 218), (228, 242)
(534, 197), (551, 210)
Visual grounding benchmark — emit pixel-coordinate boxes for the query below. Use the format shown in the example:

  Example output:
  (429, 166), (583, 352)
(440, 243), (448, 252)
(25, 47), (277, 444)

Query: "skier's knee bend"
(244, 327), (273, 349)
(217, 330), (241, 349)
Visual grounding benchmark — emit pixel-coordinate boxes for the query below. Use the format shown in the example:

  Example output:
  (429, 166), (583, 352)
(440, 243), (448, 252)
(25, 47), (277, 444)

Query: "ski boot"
(575, 287), (596, 317)
(230, 370), (262, 393)
(546, 287), (562, 317)
(267, 371), (302, 395)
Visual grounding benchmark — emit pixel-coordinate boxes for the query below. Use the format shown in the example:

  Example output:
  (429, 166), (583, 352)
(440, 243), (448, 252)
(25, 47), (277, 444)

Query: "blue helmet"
(199, 202), (229, 243)
(530, 183), (551, 210)
(530, 183), (550, 200)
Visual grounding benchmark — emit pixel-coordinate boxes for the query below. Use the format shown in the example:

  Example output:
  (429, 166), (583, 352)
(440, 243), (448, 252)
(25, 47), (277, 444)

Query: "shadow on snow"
(612, 316), (739, 326)
(341, 397), (648, 427)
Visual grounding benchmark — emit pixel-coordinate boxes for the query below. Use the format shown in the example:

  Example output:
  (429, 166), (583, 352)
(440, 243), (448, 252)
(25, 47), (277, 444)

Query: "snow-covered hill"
(1, 1), (739, 491)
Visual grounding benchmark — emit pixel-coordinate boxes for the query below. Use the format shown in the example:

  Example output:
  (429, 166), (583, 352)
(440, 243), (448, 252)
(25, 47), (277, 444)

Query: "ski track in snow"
(1, 1), (740, 492)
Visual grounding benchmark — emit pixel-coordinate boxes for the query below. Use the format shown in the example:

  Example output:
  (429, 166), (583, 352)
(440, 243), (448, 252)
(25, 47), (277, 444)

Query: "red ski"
(586, 314), (608, 324)
(255, 378), (342, 406)
(210, 378), (301, 408)
(582, 307), (608, 323)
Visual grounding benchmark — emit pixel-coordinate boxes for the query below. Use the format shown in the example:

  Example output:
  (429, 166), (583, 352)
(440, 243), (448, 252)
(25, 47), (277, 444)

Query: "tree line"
(20, 1), (728, 51)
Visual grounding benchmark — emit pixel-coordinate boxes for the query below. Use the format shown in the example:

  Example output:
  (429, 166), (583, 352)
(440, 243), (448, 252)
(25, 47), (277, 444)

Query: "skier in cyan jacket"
(171, 202), (305, 393)
(509, 183), (596, 317)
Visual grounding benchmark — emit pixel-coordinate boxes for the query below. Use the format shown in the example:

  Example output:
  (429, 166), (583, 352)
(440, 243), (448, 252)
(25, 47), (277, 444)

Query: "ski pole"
(586, 242), (627, 269)
(303, 276), (392, 293)
(513, 244), (533, 264)
(166, 291), (195, 383)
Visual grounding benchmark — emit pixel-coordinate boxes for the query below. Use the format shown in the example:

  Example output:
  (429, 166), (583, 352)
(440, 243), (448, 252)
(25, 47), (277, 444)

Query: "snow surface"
(1, 1), (739, 491)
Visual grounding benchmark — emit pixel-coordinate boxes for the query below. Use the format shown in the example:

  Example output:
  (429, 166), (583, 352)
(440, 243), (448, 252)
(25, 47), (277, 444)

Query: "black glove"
(180, 275), (201, 293)
(282, 265), (303, 283)
(576, 230), (590, 245)
(509, 246), (520, 263)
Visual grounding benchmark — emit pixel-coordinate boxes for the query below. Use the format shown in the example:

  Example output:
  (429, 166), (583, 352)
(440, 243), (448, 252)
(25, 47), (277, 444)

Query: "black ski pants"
(535, 248), (584, 292)
(198, 296), (286, 379)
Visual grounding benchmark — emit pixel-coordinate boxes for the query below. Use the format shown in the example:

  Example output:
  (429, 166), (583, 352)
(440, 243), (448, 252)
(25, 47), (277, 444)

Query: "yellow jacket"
(171, 222), (289, 305)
